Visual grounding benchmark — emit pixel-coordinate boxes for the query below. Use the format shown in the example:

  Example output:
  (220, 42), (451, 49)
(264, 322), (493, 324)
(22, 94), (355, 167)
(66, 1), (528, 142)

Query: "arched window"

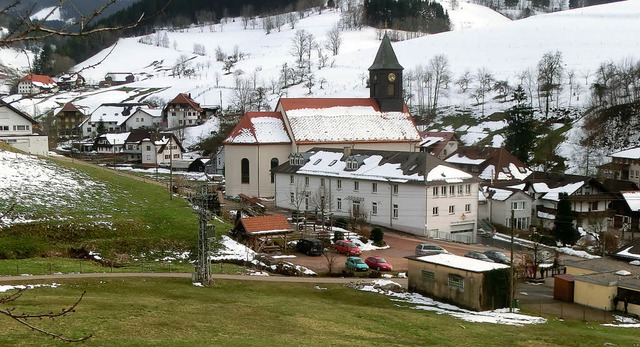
(270, 158), (279, 183)
(241, 158), (250, 184)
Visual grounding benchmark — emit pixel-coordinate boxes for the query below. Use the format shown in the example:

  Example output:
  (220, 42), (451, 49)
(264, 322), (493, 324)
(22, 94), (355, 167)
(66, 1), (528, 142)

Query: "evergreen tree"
(553, 193), (577, 246)
(33, 44), (54, 75)
(504, 85), (537, 164)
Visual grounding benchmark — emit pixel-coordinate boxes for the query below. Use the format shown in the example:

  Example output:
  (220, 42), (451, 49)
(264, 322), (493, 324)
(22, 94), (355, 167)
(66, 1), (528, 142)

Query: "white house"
(162, 93), (206, 129)
(80, 103), (153, 138)
(17, 74), (58, 95)
(92, 132), (130, 154)
(139, 133), (184, 167)
(0, 100), (48, 155)
(122, 107), (162, 132)
(479, 185), (533, 231)
(224, 34), (421, 198)
(272, 148), (479, 242)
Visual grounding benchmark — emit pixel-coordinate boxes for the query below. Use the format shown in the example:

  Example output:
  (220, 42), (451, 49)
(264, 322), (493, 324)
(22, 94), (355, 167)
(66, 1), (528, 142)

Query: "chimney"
(343, 146), (352, 157)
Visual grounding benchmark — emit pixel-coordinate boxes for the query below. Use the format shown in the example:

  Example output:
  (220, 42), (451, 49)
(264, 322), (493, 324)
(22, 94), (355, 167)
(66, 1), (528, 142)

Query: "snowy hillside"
(2, 1), (640, 170)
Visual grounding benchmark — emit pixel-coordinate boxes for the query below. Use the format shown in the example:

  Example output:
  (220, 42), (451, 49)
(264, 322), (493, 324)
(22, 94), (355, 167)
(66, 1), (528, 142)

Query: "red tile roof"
(420, 131), (457, 156)
(61, 102), (80, 112)
(168, 93), (203, 112)
(240, 214), (293, 235)
(223, 112), (291, 144)
(20, 74), (56, 85)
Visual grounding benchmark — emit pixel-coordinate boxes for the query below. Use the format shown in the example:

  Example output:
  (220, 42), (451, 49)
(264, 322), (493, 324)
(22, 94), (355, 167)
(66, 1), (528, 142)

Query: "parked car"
(296, 238), (324, 256)
(415, 243), (448, 256)
(464, 251), (495, 262)
(364, 256), (393, 271)
(332, 240), (361, 256)
(345, 256), (369, 271)
(483, 250), (511, 264)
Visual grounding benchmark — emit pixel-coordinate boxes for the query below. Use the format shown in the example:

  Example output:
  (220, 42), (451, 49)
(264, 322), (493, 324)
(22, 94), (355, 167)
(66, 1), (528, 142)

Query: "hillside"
(3, 1), (640, 172)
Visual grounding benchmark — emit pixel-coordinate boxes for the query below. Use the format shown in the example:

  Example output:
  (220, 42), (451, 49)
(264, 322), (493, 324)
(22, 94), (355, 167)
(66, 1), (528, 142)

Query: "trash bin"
(513, 299), (520, 309)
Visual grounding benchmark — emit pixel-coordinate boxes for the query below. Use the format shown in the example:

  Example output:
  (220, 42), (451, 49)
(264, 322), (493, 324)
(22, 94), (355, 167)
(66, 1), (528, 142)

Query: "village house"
(17, 74), (58, 95)
(92, 132), (130, 155)
(418, 131), (459, 160)
(600, 147), (640, 186)
(523, 172), (615, 231)
(100, 72), (135, 87)
(162, 93), (207, 129)
(479, 184), (534, 231)
(0, 100), (48, 155)
(139, 132), (184, 167)
(223, 34), (421, 198)
(272, 148), (479, 241)
(122, 107), (162, 132)
(445, 146), (532, 182)
(55, 73), (85, 90)
(52, 102), (88, 139)
(79, 103), (152, 138)
(407, 253), (510, 311)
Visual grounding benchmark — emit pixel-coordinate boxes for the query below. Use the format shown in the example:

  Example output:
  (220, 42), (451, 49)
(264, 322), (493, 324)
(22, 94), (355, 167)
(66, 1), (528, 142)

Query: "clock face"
(387, 73), (396, 82)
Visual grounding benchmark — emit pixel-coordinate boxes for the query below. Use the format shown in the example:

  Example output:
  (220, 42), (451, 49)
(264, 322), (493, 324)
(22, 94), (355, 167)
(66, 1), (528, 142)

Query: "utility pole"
(169, 136), (173, 200)
(191, 185), (214, 285)
(510, 208), (515, 313)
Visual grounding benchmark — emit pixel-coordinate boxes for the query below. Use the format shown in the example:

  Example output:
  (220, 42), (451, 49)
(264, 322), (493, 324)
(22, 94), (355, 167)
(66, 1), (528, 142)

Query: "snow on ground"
(0, 151), (113, 226)
(493, 232), (600, 260)
(358, 279), (546, 326)
(0, 283), (61, 293)
(602, 315), (640, 328)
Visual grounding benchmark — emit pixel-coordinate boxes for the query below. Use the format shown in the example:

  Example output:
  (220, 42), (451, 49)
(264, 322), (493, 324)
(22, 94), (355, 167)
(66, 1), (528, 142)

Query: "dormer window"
(329, 160), (337, 166)
(313, 159), (322, 165)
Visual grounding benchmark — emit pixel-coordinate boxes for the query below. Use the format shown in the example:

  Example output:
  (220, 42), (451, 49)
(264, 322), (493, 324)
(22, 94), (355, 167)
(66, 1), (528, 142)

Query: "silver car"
(415, 243), (448, 256)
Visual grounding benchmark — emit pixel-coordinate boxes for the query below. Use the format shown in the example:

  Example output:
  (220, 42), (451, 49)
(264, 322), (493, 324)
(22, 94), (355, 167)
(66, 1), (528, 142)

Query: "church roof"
(277, 98), (419, 145)
(368, 33), (403, 71)
(223, 112), (291, 144)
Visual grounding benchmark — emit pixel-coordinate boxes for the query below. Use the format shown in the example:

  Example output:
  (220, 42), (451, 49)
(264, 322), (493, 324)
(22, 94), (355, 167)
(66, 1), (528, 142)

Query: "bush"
(371, 227), (385, 246)
(333, 230), (344, 242)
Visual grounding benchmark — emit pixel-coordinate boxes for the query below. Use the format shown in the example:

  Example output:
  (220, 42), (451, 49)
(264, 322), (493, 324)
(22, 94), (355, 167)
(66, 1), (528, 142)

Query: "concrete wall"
(1, 135), (49, 156)
(225, 143), (290, 198)
(573, 280), (617, 311)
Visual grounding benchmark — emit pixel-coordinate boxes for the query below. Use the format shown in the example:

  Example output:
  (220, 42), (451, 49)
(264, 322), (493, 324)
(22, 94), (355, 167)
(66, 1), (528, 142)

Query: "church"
(223, 34), (421, 198)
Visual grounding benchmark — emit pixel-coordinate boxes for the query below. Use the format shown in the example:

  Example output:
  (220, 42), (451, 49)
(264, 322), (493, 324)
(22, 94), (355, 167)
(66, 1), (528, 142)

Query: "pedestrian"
(539, 266), (544, 279)
(624, 297), (629, 315)
(613, 296), (619, 311)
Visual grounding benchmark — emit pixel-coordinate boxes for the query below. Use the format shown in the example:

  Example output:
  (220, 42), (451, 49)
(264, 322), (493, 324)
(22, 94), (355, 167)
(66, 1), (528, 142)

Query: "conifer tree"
(504, 85), (537, 164)
(553, 193), (577, 245)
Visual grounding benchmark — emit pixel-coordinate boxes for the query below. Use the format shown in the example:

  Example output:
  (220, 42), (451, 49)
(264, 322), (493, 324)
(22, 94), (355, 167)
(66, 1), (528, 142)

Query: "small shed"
(234, 214), (295, 253)
(553, 274), (575, 302)
(407, 254), (511, 311)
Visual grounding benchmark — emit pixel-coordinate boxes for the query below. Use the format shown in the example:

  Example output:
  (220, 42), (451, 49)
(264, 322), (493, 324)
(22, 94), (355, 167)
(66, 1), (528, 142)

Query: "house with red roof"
(445, 146), (532, 182)
(223, 34), (421, 198)
(233, 214), (295, 252)
(162, 93), (206, 129)
(0, 100), (48, 155)
(53, 102), (88, 139)
(17, 74), (58, 95)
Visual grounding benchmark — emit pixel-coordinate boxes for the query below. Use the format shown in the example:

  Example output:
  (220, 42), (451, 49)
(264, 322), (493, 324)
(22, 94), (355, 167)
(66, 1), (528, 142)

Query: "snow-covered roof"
(87, 104), (152, 126)
(419, 136), (443, 148)
(622, 191), (640, 212)
(285, 149), (472, 184)
(132, 108), (162, 118)
(532, 181), (584, 202)
(487, 187), (515, 201)
(104, 133), (130, 144)
(278, 98), (420, 144)
(446, 154), (485, 165)
(610, 147), (640, 160)
(414, 253), (510, 272)
(224, 112), (291, 144)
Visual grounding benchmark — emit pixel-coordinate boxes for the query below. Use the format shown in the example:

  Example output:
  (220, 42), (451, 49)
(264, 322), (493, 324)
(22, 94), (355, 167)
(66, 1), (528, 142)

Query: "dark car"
(464, 251), (495, 262)
(415, 243), (448, 256)
(483, 250), (511, 264)
(296, 238), (324, 256)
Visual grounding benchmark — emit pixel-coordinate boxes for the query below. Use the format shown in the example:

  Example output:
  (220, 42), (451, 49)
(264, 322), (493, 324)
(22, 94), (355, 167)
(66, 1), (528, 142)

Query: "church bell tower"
(368, 33), (404, 112)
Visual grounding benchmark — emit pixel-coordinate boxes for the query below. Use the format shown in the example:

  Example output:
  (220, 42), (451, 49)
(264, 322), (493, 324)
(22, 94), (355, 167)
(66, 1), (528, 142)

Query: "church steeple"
(368, 33), (404, 112)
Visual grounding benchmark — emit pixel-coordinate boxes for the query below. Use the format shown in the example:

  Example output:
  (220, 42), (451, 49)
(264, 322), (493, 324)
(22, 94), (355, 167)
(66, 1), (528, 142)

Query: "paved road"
(0, 272), (408, 287)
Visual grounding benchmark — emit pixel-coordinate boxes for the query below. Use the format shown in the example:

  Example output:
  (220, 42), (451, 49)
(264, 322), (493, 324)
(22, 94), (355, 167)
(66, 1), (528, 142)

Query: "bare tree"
(323, 249), (340, 274)
(455, 69), (473, 93)
(325, 25), (342, 56)
(287, 12), (299, 29)
(537, 50), (564, 118)
(241, 5), (253, 30)
(1, 289), (91, 342)
(428, 54), (451, 113)
(475, 67), (494, 116)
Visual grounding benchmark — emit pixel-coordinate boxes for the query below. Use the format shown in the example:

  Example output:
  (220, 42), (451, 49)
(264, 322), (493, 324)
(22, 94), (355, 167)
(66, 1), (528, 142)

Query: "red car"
(365, 256), (393, 271)
(332, 240), (361, 256)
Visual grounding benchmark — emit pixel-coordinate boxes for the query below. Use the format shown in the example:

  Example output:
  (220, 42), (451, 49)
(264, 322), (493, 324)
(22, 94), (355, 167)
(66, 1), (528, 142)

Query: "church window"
(270, 158), (279, 183)
(241, 158), (250, 184)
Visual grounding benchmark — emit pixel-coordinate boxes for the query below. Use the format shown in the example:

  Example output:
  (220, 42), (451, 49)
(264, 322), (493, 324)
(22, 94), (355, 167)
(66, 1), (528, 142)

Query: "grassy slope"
(1, 278), (637, 347)
(0, 155), (227, 263)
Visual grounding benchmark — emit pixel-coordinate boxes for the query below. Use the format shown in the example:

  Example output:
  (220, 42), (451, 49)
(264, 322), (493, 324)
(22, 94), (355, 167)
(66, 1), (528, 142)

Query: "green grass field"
(1, 278), (637, 347)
